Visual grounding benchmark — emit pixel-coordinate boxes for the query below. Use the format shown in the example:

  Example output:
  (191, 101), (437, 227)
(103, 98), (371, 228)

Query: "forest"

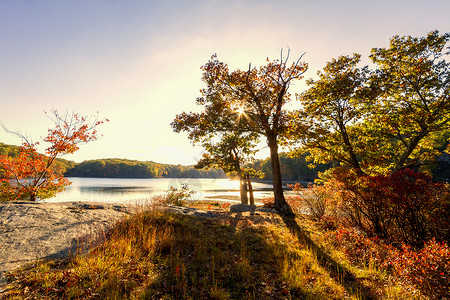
(64, 158), (226, 178)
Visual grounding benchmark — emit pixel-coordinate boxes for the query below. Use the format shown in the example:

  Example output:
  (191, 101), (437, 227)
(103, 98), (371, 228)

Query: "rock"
(230, 204), (256, 213)
(255, 207), (278, 213)
(0, 201), (134, 286)
(165, 205), (218, 218)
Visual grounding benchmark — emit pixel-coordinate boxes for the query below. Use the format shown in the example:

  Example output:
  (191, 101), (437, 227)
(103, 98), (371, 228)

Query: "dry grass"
(1, 201), (424, 299)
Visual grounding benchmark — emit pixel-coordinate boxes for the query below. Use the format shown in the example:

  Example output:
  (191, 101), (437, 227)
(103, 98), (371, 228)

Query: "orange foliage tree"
(174, 51), (307, 215)
(0, 110), (107, 201)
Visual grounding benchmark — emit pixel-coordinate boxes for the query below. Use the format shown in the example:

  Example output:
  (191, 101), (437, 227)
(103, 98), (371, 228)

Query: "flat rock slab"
(230, 204), (257, 213)
(165, 205), (219, 218)
(0, 201), (134, 286)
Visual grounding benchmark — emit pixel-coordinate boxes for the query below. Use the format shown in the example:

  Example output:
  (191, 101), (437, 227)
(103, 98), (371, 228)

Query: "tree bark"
(240, 179), (248, 205)
(267, 136), (294, 216)
(29, 189), (37, 202)
(339, 123), (363, 174)
(237, 169), (248, 204)
(247, 173), (254, 205)
(394, 131), (428, 172)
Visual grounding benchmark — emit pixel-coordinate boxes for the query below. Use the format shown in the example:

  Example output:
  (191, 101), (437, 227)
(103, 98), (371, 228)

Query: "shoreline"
(0, 192), (294, 287)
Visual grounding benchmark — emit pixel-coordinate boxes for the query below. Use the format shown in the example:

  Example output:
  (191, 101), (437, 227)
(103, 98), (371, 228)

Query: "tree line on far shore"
(0, 143), (225, 179)
(0, 142), (334, 181)
(65, 158), (226, 178)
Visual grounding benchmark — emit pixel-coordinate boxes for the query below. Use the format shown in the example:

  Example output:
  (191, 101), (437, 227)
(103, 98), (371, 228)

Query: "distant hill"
(65, 158), (226, 178)
(0, 142), (21, 157)
(0, 142), (225, 179)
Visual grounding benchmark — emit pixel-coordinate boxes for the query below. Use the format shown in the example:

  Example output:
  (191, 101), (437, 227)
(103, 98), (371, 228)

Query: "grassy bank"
(3, 202), (424, 299)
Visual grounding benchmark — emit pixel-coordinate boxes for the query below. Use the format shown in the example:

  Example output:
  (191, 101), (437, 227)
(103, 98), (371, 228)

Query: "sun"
(237, 106), (245, 115)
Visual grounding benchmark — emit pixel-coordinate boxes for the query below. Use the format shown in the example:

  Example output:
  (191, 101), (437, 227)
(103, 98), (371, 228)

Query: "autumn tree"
(295, 54), (372, 175)
(293, 32), (450, 245)
(0, 110), (107, 201)
(172, 72), (260, 204)
(197, 52), (308, 214)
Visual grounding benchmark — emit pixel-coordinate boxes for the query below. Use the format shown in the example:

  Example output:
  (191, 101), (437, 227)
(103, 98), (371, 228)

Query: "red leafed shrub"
(330, 226), (450, 299)
(368, 170), (449, 248)
(391, 239), (450, 299)
(328, 227), (395, 269)
(333, 168), (450, 248)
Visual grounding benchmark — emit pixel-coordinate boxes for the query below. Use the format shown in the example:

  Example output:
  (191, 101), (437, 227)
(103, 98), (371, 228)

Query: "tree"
(369, 30), (450, 172)
(172, 68), (260, 204)
(295, 54), (373, 174)
(190, 52), (307, 215)
(194, 132), (261, 204)
(296, 31), (450, 176)
(0, 110), (107, 201)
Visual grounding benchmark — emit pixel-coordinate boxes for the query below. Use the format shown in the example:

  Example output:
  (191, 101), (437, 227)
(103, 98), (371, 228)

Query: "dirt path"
(0, 201), (135, 286)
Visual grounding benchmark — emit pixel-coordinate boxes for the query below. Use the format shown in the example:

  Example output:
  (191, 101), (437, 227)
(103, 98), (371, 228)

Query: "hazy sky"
(1, 0), (449, 165)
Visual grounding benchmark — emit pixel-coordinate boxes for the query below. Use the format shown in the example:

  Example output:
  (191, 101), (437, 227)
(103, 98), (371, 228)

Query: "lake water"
(43, 177), (275, 204)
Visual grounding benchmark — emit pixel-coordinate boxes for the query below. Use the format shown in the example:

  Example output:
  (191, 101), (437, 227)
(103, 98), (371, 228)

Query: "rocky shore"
(0, 200), (276, 288)
(0, 201), (135, 286)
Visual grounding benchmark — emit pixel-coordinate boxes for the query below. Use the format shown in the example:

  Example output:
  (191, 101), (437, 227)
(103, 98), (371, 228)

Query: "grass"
(1, 201), (424, 299)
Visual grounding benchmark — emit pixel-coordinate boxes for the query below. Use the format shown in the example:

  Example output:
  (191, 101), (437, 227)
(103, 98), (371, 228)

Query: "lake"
(43, 177), (275, 204)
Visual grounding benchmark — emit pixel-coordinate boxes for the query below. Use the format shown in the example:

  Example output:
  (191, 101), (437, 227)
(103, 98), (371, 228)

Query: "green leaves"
(296, 54), (370, 174)
(295, 31), (450, 176)
(369, 30), (450, 171)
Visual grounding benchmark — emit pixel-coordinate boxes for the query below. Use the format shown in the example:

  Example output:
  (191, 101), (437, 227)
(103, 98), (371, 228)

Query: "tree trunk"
(237, 169), (248, 204)
(240, 179), (248, 204)
(247, 173), (254, 205)
(29, 189), (37, 202)
(339, 123), (363, 174)
(267, 136), (294, 216)
(394, 131), (428, 172)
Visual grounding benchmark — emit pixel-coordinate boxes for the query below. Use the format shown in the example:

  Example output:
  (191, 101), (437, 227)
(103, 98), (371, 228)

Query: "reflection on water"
(44, 177), (274, 204)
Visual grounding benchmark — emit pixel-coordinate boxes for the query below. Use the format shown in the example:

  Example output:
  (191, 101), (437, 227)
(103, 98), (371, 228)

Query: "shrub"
(289, 183), (325, 219)
(0, 179), (16, 202)
(330, 226), (450, 299)
(329, 226), (395, 269)
(375, 170), (449, 248)
(331, 168), (450, 247)
(164, 184), (196, 206)
(391, 239), (450, 299)
(288, 181), (341, 220)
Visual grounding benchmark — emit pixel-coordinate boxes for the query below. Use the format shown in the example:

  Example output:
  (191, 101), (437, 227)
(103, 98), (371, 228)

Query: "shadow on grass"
(4, 208), (381, 299)
(142, 211), (307, 299)
(280, 214), (377, 300)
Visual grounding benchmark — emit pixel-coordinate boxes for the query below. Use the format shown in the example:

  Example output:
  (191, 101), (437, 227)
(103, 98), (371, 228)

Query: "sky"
(1, 0), (449, 165)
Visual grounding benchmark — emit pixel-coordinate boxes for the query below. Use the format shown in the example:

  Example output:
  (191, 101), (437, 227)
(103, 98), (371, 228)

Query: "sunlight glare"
(216, 179), (240, 190)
